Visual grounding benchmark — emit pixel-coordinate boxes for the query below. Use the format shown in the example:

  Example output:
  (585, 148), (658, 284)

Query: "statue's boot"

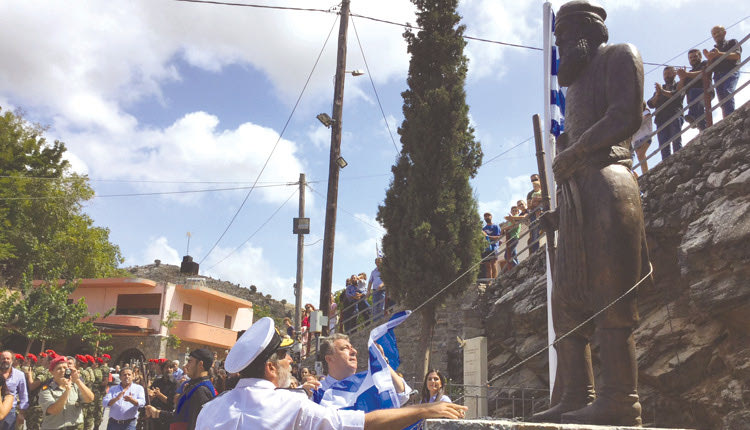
(562, 328), (642, 426)
(528, 336), (595, 423)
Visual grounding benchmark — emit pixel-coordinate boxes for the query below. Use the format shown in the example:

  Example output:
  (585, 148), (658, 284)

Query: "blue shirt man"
(481, 212), (502, 279)
(102, 368), (146, 430)
(1, 351), (29, 430)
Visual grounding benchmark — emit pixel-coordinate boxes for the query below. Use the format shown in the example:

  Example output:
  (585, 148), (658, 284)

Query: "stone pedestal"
(423, 418), (693, 430)
(463, 336), (488, 418)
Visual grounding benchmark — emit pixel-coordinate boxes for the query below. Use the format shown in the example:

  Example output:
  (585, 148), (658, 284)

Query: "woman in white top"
(421, 369), (451, 404)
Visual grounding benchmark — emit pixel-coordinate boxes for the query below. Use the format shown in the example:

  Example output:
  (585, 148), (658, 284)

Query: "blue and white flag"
(548, 11), (565, 137)
(318, 310), (411, 412)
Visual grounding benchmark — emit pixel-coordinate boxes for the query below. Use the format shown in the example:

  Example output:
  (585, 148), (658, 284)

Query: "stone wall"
(479, 102), (750, 429)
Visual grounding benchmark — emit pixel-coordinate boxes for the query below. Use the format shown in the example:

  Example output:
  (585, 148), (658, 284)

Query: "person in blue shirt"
(481, 213), (502, 279)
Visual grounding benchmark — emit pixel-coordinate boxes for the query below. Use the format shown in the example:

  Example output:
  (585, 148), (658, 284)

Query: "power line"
(307, 185), (386, 234)
(174, 0), (333, 14)
(198, 14), (340, 265)
(480, 136), (534, 167)
(350, 16), (400, 154)
(349, 12), (543, 51)
(0, 183), (298, 201)
(205, 188), (298, 270)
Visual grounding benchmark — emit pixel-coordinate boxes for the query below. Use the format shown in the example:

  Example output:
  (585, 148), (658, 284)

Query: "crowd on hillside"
(633, 25), (742, 174)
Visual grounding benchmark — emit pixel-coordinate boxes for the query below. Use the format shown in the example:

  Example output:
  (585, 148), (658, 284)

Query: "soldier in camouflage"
(78, 355), (96, 430)
(24, 353), (51, 430)
(91, 356), (105, 430)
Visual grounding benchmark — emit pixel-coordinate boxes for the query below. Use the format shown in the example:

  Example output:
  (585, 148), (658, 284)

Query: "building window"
(183, 304), (192, 320)
(224, 315), (232, 329)
(115, 294), (161, 315)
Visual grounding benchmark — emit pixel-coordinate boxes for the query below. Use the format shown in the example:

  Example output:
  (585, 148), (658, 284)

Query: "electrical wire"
(174, 0), (333, 14)
(198, 14), (339, 265)
(205, 188), (298, 270)
(307, 184), (386, 234)
(350, 16), (400, 154)
(0, 183), (298, 201)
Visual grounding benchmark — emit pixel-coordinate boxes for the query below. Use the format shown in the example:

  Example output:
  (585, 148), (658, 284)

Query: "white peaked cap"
(224, 317), (276, 373)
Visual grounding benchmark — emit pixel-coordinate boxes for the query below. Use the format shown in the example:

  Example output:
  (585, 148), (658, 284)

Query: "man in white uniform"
(196, 318), (465, 430)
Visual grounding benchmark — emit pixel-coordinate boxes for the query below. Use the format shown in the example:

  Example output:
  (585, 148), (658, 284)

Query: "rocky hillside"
(126, 262), (294, 323)
(481, 102), (750, 429)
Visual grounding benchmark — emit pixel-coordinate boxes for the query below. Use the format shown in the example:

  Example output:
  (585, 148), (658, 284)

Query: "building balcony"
(97, 315), (152, 330)
(170, 320), (237, 349)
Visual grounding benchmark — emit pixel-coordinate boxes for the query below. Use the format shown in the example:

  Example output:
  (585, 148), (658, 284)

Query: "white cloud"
(460, 0), (538, 81)
(141, 236), (181, 266)
(202, 243), (296, 302)
(62, 111), (306, 205)
(479, 174), (531, 219)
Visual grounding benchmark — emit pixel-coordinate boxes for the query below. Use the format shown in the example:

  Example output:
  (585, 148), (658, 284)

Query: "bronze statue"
(530, 1), (650, 426)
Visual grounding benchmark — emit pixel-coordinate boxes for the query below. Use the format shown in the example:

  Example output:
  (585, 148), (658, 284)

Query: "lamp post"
(318, 0), (357, 335)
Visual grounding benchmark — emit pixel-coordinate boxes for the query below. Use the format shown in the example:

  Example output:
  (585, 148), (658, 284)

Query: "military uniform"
(26, 365), (52, 430)
(91, 365), (104, 430)
(80, 366), (95, 430)
(38, 381), (85, 430)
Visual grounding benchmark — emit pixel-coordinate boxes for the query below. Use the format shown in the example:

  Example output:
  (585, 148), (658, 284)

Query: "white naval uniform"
(194, 378), (364, 430)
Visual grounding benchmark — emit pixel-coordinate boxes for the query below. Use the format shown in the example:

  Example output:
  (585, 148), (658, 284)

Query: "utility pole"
(294, 173), (306, 337)
(319, 0), (350, 334)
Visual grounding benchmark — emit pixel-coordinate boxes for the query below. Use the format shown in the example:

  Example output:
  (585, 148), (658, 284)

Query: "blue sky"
(1, 0), (747, 306)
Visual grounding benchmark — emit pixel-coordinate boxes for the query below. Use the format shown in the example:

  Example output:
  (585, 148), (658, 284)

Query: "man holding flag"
(314, 312), (412, 410)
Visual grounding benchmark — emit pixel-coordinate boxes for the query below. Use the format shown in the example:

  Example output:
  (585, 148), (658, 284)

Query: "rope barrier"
(487, 262), (654, 385)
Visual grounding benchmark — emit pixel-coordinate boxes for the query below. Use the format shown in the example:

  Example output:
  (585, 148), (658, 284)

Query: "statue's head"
(555, 1), (609, 86)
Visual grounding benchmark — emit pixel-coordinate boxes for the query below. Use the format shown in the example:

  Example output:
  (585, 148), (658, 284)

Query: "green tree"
(0, 108), (125, 286)
(161, 310), (182, 349)
(0, 272), (109, 354)
(376, 0), (484, 379)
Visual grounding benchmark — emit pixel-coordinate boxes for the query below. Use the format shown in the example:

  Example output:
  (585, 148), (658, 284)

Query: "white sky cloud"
(202, 243), (296, 301)
(140, 236), (181, 266)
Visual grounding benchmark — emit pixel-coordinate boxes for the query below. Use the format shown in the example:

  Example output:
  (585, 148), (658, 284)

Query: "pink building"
(69, 277), (253, 364)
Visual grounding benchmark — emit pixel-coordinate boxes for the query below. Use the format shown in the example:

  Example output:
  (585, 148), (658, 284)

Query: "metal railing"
(634, 32), (749, 172)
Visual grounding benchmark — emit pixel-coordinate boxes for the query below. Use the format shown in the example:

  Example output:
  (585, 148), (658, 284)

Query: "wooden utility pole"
(319, 0), (350, 334)
(295, 173), (306, 335)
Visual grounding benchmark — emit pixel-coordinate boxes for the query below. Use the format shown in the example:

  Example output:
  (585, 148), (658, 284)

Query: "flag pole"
(542, 1), (559, 404)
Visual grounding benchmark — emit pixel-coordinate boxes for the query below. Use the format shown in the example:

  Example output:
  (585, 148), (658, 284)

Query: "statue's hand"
(552, 145), (585, 182)
(538, 209), (559, 233)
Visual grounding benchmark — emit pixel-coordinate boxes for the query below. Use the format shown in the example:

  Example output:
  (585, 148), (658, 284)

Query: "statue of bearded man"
(530, 1), (651, 426)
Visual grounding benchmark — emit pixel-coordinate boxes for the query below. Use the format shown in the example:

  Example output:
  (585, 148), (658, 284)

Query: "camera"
(64, 369), (71, 379)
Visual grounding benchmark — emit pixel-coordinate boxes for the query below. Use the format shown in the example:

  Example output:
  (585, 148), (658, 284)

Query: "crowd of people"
(481, 173), (545, 279)
(637, 25), (742, 171)
(195, 317), (465, 429)
(0, 348), (241, 430)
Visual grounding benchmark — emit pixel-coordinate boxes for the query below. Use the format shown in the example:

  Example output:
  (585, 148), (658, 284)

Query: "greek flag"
(549, 10), (565, 137)
(318, 310), (411, 412)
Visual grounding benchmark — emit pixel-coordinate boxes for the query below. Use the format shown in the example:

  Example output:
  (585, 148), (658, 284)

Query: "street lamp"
(345, 69), (365, 76)
(336, 157), (348, 169)
(316, 113), (334, 128)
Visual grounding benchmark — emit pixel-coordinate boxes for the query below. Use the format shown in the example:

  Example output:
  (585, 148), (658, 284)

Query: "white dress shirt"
(195, 378), (364, 430)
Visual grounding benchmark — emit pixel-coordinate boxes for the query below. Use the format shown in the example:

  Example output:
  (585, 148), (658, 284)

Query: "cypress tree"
(376, 0), (483, 378)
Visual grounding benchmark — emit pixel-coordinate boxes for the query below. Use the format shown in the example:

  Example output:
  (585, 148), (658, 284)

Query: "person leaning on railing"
(39, 356), (94, 430)
(704, 25), (742, 117)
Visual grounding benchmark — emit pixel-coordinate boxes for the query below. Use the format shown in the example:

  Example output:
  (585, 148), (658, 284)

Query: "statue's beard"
(558, 38), (592, 86)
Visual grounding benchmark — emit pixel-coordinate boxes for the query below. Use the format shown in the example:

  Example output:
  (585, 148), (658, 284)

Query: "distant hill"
(126, 261), (294, 325)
